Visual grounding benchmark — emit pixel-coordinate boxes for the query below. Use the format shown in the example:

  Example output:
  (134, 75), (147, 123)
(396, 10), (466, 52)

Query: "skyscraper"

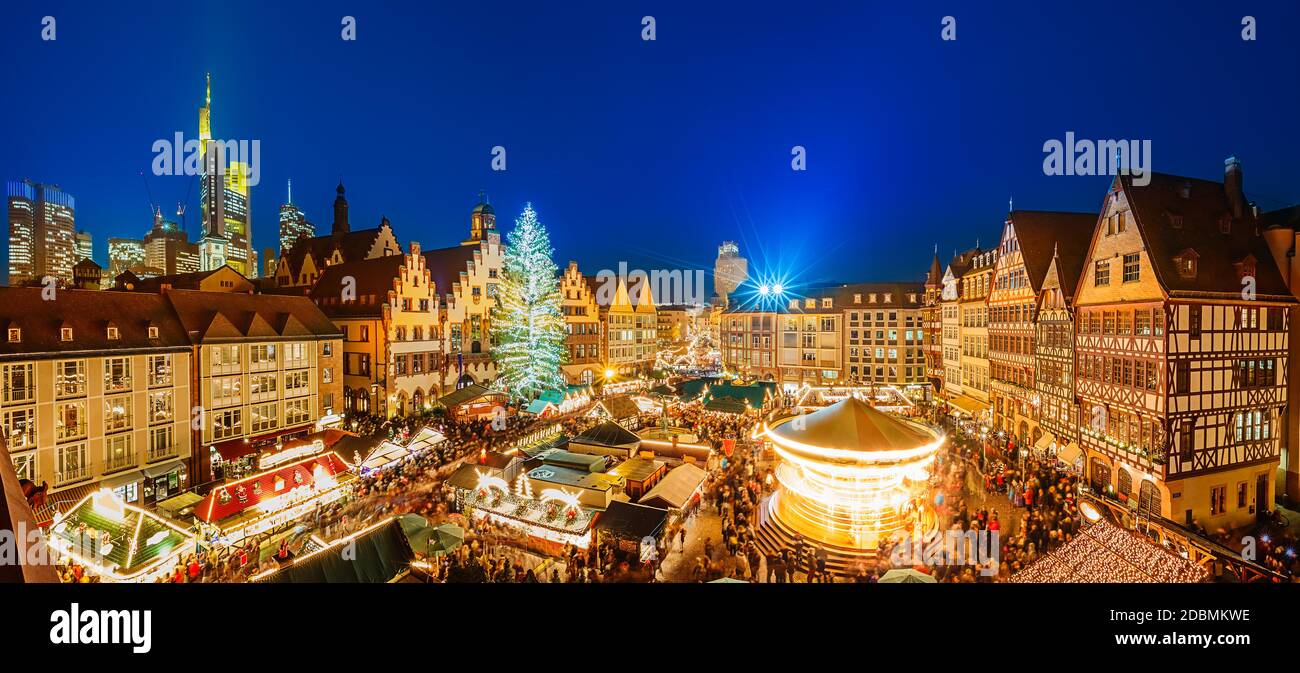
(278, 179), (314, 253)
(197, 73), (255, 275)
(144, 208), (200, 275)
(108, 237), (148, 278)
(75, 230), (93, 264)
(7, 179), (76, 285)
(713, 241), (748, 306)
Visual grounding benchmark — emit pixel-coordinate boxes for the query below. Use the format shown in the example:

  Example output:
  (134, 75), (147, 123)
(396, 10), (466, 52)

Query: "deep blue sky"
(3, 0), (1299, 292)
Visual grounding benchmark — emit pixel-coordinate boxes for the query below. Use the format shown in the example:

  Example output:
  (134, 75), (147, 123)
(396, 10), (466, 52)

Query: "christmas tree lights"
(491, 203), (568, 400)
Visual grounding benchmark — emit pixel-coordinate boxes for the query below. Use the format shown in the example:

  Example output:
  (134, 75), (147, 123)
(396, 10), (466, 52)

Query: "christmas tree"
(491, 203), (568, 399)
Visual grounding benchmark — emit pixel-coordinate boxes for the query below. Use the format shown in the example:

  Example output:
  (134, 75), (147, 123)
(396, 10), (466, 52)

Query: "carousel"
(756, 397), (945, 571)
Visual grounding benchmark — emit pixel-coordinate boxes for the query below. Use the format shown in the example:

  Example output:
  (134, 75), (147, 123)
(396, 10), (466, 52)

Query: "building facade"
(278, 179), (315, 254)
(714, 241), (748, 306)
(560, 262), (602, 385)
(0, 289), (194, 512)
(197, 74), (255, 277)
(1074, 163), (1292, 530)
(987, 210), (1094, 443)
(7, 180), (76, 285)
(957, 249), (997, 415)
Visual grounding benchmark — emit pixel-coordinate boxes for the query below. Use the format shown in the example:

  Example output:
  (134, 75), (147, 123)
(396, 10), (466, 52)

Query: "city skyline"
(4, 1), (1299, 291)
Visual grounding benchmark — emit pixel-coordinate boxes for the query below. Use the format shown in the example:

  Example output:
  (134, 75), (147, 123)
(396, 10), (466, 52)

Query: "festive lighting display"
(490, 203), (568, 399)
(1011, 519), (1209, 583)
(762, 398), (943, 550)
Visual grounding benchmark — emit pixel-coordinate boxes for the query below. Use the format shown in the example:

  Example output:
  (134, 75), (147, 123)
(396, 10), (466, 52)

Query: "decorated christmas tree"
(491, 203), (568, 399)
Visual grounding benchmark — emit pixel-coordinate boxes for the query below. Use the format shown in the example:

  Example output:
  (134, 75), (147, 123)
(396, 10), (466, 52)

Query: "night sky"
(2, 0), (1298, 293)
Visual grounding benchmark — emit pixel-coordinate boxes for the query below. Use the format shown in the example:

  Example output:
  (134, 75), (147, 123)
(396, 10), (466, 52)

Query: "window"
(1094, 260), (1110, 286)
(285, 398), (312, 426)
(148, 391), (173, 423)
(1188, 305), (1201, 339)
(250, 344), (278, 370)
(211, 376), (242, 407)
(147, 354), (172, 387)
(148, 326), (160, 339)
(212, 409), (242, 440)
(1235, 410), (1267, 441)
(284, 342), (308, 368)
(107, 326), (119, 340)
(105, 434), (134, 472)
(148, 426), (175, 461)
(1174, 361), (1189, 394)
(323, 341), (333, 357)
(57, 401), (87, 440)
(1237, 482), (1248, 509)
(54, 360), (86, 397)
(56, 443), (88, 484)
(2, 363), (35, 404)
(251, 402), (279, 433)
(284, 369), (311, 397)
(1122, 253), (1140, 283)
(104, 395), (133, 432)
(249, 373), (278, 402)
(104, 357), (132, 392)
(210, 345), (241, 374)
(2, 408), (36, 451)
(12, 452), (35, 481)
(61, 327), (73, 341)
(6, 328), (20, 342)
(1136, 310), (1151, 336)
(1210, 485), (1227, 516)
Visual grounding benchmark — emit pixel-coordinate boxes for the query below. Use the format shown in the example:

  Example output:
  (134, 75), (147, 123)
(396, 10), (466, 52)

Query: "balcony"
(147, 444), (178, 463)
(55, 465), (90, 485)
(105, 449), (138, 473)
(1, 386), (34, 405)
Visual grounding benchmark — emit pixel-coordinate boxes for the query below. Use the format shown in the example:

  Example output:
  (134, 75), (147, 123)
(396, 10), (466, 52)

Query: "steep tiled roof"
(422, 244), (479, 301)
(282, 227), (384, 278)
(164, 289), (342, 342)
(0, 288), (190, 358)
(308, 254), (410, 318)
(1120, 173), (1293, 300)
(1007, 210), (1097, 292)
(727, 281), (924, 314)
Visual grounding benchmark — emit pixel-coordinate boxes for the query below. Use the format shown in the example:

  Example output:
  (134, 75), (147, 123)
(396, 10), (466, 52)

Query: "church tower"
(332, 181), (350, 235)
(464, 191), (496, 245)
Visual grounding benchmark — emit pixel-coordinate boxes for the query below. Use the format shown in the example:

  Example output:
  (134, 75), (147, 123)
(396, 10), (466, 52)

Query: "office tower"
(7, 180), (76, 284)
(196, 73), (254, 275)
(278, 179), (314, 253)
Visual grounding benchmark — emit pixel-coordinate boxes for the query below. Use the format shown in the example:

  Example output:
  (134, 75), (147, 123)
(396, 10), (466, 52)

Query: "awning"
(947, 395), (988, 416)
(156, 492), (204, 517)
(211, 438), (258, 462)
(1034, 432), (1057, 451)
(143, 458), (186, 479)
(100, 470), (143, 489)
(1056, 442), (1083, 465)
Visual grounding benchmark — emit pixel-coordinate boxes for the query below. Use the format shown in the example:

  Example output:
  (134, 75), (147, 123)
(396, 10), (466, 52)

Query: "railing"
(105, 449), (138, 473)
(1, 386), (35, 405)
(147, 444), (178, 463)
(55, 465), (90, 485)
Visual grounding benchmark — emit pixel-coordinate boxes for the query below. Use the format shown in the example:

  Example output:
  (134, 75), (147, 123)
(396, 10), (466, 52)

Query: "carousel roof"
(768, 397), (937, 454)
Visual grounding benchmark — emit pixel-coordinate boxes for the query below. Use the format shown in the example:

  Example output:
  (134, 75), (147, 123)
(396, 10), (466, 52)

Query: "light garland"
(490, 203), (568, 399)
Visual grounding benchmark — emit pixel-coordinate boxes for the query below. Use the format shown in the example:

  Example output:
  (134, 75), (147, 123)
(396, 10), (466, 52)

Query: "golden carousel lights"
(760, 397), (945, 551)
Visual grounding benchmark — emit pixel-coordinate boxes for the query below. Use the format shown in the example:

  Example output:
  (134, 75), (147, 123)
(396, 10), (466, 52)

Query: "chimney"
(1225, 156), (1245, 220)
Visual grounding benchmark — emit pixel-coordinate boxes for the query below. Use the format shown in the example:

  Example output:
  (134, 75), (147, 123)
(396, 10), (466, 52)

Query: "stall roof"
(591, 395), (640, 420)
(438, 384), (505, 409)
(572, 421), (641, 448)
(608, 457), (666, 483)
(593, 500), (669, 541)
(540, 450), (609, 472)
(638, 463), (707, 509)
(254, 518), (414, 583)
(527, 465), (623, 492)
(194, 452), (351, 523)
(703, 397), (748, 415)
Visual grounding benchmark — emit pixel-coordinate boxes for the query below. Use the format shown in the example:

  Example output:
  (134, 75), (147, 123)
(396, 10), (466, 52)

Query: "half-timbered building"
(1074, 159), (1293, 530)
(1032, 236), (1088, 466)
(987, 210), (1095, 445)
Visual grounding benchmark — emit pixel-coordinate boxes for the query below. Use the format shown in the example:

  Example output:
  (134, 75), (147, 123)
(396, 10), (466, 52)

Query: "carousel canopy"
(768, 397), (937, 457)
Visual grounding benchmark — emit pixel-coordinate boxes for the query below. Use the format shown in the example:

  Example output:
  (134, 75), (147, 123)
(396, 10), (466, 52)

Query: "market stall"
(47, 490), (198, 583)
(192, 451), (356, 544)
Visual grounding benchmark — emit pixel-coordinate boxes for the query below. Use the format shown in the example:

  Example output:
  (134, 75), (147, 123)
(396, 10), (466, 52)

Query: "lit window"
(61, 327), (73, 341)
(7, 328), (20, 343)
(107, 326), (119, 340)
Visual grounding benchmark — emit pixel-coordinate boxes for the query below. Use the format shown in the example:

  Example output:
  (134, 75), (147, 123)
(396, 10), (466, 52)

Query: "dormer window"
(61, 327), (73, 341)
(884, 293), (893, 303)
(804, 298), (815, 309)
(821, 298), (832, 309)
(148, 326), (160, 339)
(908, 293), (917, 303)
(1179, 182), (1191, 199)
(853, 294), (861, 304)
(1174, 249), (1199, 280)
(788, 299), (798, 310)
(8, 328), (21, 343)
(107, 327), (119, 340)
(869, 294), (877, 303)
(1167, 212), (1183, 229)
(1236, 255), (1257, 281)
